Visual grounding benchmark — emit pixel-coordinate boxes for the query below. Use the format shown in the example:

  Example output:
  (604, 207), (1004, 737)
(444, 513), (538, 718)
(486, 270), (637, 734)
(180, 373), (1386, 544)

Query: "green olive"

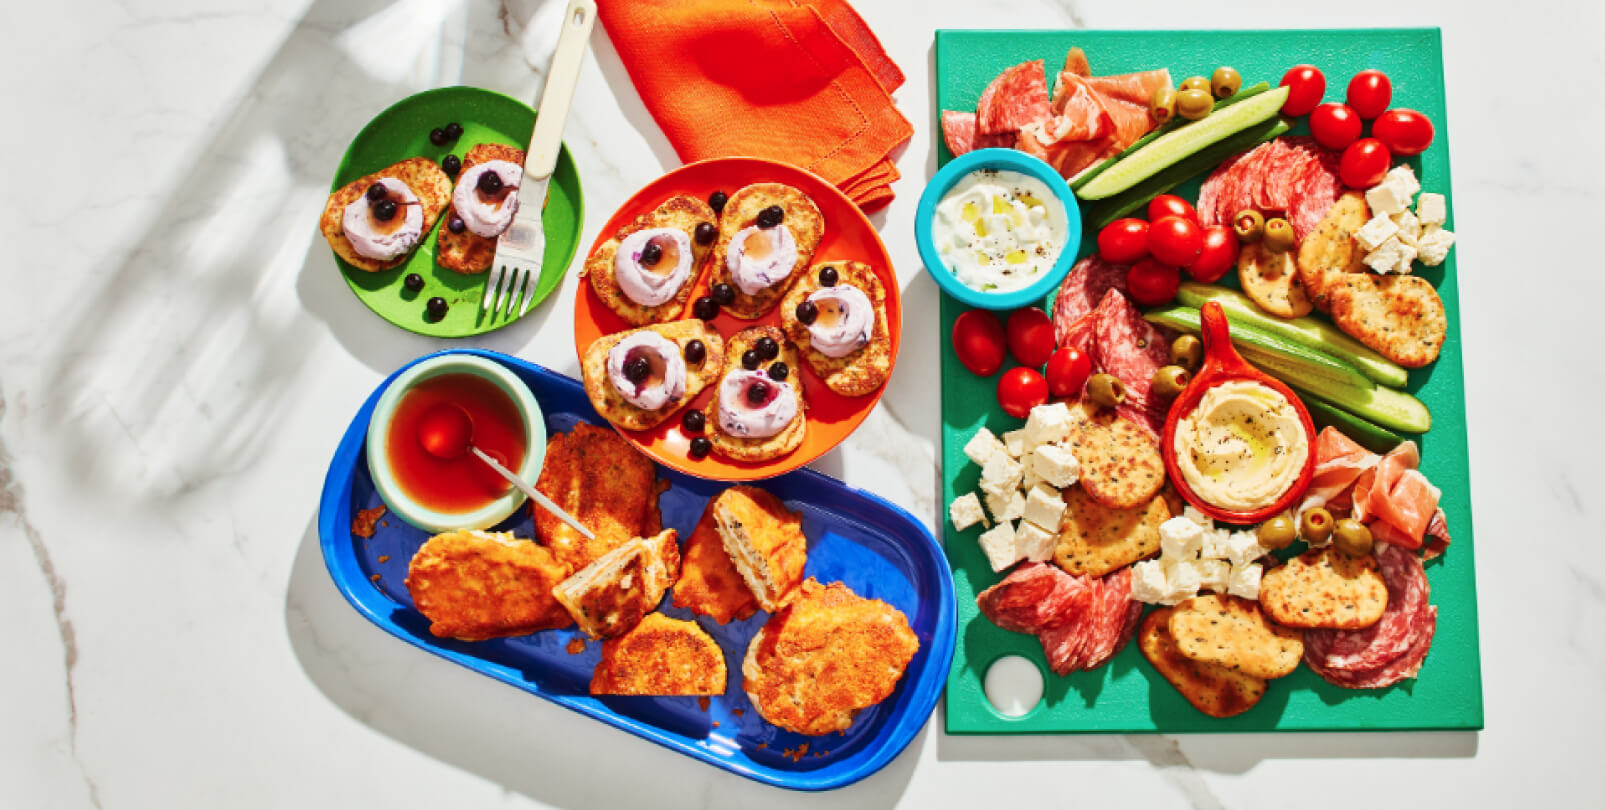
(1149, 86), (1177, 124)
(1333, 519), (1374, 557)
(1257, 516), (1298, 551)
(1211, 66), (1242, 99)
(1170, 335), (1203, 371)
(1151, 365), (1190, 399)
(1179, 76), (1211, 94)
(1300, 507), (1334, 544)
(1087, 373), (1126, 409)
(1263, 217), (1295, 253)
(1175, 88), (1214, 120)
(1232, 209), (1265, 243)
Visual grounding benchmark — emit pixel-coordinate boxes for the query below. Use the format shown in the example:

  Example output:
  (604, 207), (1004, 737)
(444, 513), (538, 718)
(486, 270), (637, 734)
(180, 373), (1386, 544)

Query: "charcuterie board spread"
(935, 29), (1481, 733)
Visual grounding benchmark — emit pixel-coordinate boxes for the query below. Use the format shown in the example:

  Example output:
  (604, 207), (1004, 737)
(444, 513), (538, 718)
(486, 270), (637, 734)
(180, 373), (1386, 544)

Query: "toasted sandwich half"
(553, 529), (680, 639)
(711, 486), (807, 612)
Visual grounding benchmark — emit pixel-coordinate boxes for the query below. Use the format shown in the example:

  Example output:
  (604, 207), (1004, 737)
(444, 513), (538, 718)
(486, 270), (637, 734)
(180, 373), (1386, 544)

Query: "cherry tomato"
(1188, 225), (1240, 283)
(952, 309), (1006, 377)
(1345, 70), (1393, 119)
(1097, 218), (1150, 264)
(1147, 216), (1202, 268)
(997, 367), (1049, 418)
(1046, 346), (1092, 398)
(1127, 258), (1182, 307)
(1309, 102), (1362, 151)
(1339, 137), (1392, 189)
(1279, 65), (1326, 117)
(1147, 194), (1198, 224)
(1005, 307), (1056, 368)
(1372, 109), (1435, 156)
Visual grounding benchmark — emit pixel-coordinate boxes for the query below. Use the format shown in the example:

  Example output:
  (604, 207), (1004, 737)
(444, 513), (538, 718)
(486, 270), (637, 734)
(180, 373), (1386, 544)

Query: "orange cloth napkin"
(598, 0), (912, 211)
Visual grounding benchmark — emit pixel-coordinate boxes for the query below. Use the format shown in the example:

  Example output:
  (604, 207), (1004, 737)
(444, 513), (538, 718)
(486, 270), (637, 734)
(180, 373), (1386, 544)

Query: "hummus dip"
(1173, 380), (1309, 511)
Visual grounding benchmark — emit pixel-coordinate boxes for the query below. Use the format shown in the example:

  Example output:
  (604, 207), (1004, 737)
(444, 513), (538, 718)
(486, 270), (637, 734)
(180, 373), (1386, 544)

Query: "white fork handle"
(526, 0), (595, 181)
(470, 446), (595, 541)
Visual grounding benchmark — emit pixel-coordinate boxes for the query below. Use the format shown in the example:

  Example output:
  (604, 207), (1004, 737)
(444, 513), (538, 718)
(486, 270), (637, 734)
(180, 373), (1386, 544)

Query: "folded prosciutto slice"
(1298, 426), (1384, 515)
(1352, 442), (1443, 551)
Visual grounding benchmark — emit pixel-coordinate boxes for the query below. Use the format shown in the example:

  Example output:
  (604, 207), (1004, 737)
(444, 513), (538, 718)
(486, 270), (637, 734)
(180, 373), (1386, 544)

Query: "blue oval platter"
(317, 348), (956, 791)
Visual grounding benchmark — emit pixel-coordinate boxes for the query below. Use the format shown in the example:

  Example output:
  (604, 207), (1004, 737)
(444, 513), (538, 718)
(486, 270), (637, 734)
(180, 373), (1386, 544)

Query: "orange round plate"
(572, 157), (901, 481)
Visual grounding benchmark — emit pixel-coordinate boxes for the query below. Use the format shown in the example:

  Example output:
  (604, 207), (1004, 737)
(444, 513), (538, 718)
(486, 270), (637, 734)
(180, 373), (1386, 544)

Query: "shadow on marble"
(283, 515), (924, 808)
(589, 14), (682, 172)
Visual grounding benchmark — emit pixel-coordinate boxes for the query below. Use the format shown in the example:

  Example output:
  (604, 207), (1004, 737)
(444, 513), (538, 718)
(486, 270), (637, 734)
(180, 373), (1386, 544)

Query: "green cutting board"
(937, 29), (1482, 733)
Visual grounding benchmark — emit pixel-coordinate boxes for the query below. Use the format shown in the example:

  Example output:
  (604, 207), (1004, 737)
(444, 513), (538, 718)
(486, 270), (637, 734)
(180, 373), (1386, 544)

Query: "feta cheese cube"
(1417, 227), (1455, 266)
(1364, 235), (1405, 274)
(1001, 429), (1027, 458)
(1014, 520), (1057, 562)
(1384, 165), (1421, 199)
(1416, 192), (1447, 227)
(1228, 561), (1263, 600)
(1032, 444), (1081, 488)
(978, 522), (1020, 572)
(1019, 449), (1043, 490)
(1200, 528), (1232, 561)
(1393, 208), (1422, 247)
(1183, 505), (1214, 532)
(1022, 483), (1066, 531)
(1197, 559), (1231, 593)
(964, 427), (1006, 467)
(986, 488), (1026, 523)
(1355, 214), (1400, 251)
(1159, 516), (1205, 560)
(1225, 531), (1268, 568)
(1392, 238), (1418, 275)
(1023, 402), (1073, 447)
(1365, 182), (1411, 217)
(949, 492), (989, 531)
(1163, 560), (1203, 604)
(1130, 560), (1168, 603)
(979, 450), (1023, 497)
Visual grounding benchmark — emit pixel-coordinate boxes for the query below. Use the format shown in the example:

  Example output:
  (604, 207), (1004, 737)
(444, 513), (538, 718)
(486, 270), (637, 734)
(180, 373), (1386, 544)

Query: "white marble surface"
(3, 0), (1600, 807)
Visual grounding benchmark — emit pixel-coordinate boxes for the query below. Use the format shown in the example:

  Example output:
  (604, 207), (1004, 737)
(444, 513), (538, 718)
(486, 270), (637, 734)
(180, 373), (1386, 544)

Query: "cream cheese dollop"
(726, 225), (798, 296)
(453, 160), (523, 238)
(717, 370), (797, 439)
(805, 284), (874, 358)
(614, 228), (693, 307)
(342, 178), (423, 261)
(606, 332), (687, 411)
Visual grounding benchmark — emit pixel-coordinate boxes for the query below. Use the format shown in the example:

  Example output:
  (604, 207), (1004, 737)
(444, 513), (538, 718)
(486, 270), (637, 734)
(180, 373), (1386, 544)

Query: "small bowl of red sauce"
(365, 353), (546, 532)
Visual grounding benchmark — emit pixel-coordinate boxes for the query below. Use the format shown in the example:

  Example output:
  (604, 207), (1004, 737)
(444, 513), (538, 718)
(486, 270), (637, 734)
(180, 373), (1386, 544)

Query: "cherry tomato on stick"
(1046, 346), (1092, 399)
(1127, 259), (1182, 307)
(1279, 65), (1325, 116)
(1148, 216), (1202, 268)
(1005, 308), (1055, 368)
(1372, 109), (1435, 156)
(1309, 103), (1362, 151)
(952, 309), (1006, 377)
(1188, 226), (1240, 283)
(997, 367), (1049, 418)
(1147, 194), (1198, 224)
(1346, 70), (1393, 119)
(1339, 138), (1392, 189)
(1098, 218), (1150, 264)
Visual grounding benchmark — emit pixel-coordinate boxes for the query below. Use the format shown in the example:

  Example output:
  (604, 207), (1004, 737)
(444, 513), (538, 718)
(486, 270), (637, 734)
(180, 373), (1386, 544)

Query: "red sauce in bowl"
(384, 373), (527, 514)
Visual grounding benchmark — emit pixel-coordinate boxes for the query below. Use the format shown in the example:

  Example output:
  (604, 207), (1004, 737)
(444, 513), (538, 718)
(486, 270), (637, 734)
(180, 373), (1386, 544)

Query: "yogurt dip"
(932, 169), (1067, 294)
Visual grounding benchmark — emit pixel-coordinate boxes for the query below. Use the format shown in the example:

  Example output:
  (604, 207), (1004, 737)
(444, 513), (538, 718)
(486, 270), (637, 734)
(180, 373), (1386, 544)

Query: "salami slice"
(976, 60), (1052, 135)
(1250, 138), (1294, 211)
(1265, 137), (1318, 213)
(1308, 606), (1436, 689)
(942, 110), (1013, 157)
(1076, 568), (1121, 670)
(1197, 148), (1253, 228)
(977, 562), (1085, 635)
(1111, 599), (1144, 660)
(1087, 568), (1140, 669)
(1092, 289), (1173, 411)
(1217, 141), (1270, 226)
(1305, 544), (1431, 671)
(1052, 256), (1129, 348)
(1288, 146), (1343, 243)
(1038, 577), (1096, 675)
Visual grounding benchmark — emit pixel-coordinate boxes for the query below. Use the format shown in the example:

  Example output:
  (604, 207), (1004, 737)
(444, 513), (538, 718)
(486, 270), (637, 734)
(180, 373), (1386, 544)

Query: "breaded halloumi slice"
(590, 613), (727, 696)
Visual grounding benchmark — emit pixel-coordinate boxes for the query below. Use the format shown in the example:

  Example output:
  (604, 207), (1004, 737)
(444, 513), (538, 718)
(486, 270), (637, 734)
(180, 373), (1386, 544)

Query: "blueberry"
(708, 190), (728, 214)
(756, 205), (784, 229)
(692, 296), (719, 321)
(795, 301), (818, 325)
(441, 154), (461, 176)
(768, 362), (789, 382)
(447, 216), (466, 234)
(477, 170), (503, 194)
(741, 349), (760, 370)
(818, 265), (839, 286)
(443, 122), (463, 140)
(755, 336), (779, 361)
(429, 128), (448, 146)
(694, 222), (716, 246)
(684, 339), (706, 365)
(623, 357), (651, 383)
(711, 283), (735, 306)
(366, 183), (387, 201)
(688, 436), (712, 458)
(640, 241), (663, 266)
(403, 273), (424, 292)
(426, 296), (448, 321)
(746, 380), (771, 405)
(373, 199), (398, 221)
(681, 410), (705, 433)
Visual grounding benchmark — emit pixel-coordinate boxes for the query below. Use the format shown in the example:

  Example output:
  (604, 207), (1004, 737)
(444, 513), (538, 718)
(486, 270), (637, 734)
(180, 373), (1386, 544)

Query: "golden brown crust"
(1062, 402), (1166, 509)
(553, 529), (681, 640)
(779, 260), (893, 397)
(708, 184), (825, 319)
(1053, 488), (1168, 577)
(1238, 242), (1314, 318)
(532, 423), (669, 572)
(1138, 607), (1267, 718)
(1326, 272), (1447, 368)
(584, 194), (719, 324)
(1295, 192), (1369, 312)
(590, 613), (727, 696)
(714, 485), (808, 612)
(672, 499), (761, 624)
(579, 320), (726, 431)
(1259, 547), (1389, 629)
(703, 327), (807, 462)
(1168, 594), (1304, 679)
(435, 143), (526, 274)
(320, 157), (452, 272)
(742, 579), (919, 735)
(403, 529), (573, 641)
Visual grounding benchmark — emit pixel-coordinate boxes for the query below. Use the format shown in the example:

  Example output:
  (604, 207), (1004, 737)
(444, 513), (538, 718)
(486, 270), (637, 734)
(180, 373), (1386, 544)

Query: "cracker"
(1259, 547), (1389, 629)
(1326, 272), (1447, 369)
(580, 320), (726, 431)
(779, 260), (892, 397)
(704, 326), (807, 461)
(582, 193), (719, 325)
(1062, 402), (1165, 509)
(707, 183), (825, 319)
(1237, 242), (1313, 318)
(1295, 191), (1368, 312)
(319, 157), (453, 272)
(436, 143), (526, 273)
(1053, 487), (1167, 577)
(1139, 608), (1267, 718)
(1168, 593), (1303, 679)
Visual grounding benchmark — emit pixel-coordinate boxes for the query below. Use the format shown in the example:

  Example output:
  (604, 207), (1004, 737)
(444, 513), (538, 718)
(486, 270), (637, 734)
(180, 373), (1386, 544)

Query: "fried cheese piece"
(672, 500), (760, 624)
(320, 157), (452, 272)
(743, 579), (919, 735)
(553, 529), (681, 639)
(590, 613), (727, 696)
(404, 529), (573, 641)
(583, 193), (719, 325)
(436, 143), (526, 273)
(712, 485), (808, 611)
(580, 319), (726, 431)
(702, 327), (807, 462)
(779, 260), (893, 397)
(533, 422), (669, 572)
(707, 183), (825, 319)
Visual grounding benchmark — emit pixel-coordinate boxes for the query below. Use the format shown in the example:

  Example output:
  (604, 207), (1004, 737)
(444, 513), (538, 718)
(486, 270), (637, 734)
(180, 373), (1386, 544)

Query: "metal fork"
(482, 0), (596, 319)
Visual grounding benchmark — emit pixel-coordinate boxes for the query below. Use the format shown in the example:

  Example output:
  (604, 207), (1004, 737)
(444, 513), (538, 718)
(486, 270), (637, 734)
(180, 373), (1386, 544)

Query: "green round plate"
(329, 86), (584, 337)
